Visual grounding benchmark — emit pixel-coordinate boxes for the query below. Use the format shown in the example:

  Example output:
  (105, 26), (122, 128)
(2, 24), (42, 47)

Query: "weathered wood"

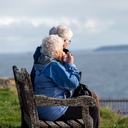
(39, 120), (49, 128)
(35, 95), (96, 107)
(65, 120), (82, 128)
(13, 66), (29, 128)
(54, 121), (71, 128)
(44, 121), (60, 128)
(13, 65), (96, 128)
(21, 68), (40, 128)
(75, 119), (84, 126)
(15, 70), (23, 83)
(82, 106), (93, 128)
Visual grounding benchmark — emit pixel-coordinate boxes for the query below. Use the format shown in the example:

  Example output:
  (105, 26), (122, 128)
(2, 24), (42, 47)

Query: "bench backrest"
(13, 65), (39, 127)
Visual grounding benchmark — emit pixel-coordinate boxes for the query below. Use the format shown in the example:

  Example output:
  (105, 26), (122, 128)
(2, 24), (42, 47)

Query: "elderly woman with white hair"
(34, 35), (98, 128)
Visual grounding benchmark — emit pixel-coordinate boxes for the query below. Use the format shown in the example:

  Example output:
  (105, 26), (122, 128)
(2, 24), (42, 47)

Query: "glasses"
(65, 39), (71, 44)
(64, 39), (71, 44)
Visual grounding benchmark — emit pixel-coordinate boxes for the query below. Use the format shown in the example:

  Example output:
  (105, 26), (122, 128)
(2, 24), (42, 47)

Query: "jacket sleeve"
(43, 62), (80, 90)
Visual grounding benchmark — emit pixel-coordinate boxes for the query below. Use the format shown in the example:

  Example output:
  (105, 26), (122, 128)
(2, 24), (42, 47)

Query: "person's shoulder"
(33, 46), (42, 62)
(34, 46), (41, 54)
(36, 46), (41, 51)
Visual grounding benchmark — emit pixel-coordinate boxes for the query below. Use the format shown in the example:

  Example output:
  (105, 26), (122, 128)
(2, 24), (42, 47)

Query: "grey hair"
(40, 35), (64, 57)
(49, 25), (73, 41)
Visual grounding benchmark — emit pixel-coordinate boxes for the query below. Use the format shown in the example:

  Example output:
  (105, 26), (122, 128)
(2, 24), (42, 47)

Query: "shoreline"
(0, 77), (14, 79)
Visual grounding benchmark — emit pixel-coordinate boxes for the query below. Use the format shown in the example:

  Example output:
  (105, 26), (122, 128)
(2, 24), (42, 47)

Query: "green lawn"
(0, 87), (21, 128)
(0, 87), (128, 128)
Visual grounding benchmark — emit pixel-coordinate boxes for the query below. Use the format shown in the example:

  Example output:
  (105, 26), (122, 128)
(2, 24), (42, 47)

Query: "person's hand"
(66, 52), (74, 63)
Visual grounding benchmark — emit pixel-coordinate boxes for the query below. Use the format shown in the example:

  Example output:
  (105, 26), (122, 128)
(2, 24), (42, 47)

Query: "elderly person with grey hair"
(34, 35), (98, 128)
(49, 25), (72, 50)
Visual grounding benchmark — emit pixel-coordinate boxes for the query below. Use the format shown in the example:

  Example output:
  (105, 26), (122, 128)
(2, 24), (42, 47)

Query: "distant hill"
(94, 45), (128, 51)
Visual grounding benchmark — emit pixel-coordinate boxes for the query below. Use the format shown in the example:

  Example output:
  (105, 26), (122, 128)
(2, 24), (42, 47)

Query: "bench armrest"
(35, 94), (96, 127)
(34, 94), (96, 107)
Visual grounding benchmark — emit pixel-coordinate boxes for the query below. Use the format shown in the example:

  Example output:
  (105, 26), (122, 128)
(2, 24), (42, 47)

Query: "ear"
(63, 40), (67, 48)
(55, 51), (58, 57)
(64, 39), (68, 43)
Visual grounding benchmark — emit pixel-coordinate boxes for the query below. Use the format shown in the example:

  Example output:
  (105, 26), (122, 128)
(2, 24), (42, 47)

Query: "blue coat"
(34, 54), (80, 121)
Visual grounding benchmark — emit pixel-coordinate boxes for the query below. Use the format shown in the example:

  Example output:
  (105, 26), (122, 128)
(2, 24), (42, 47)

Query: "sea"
(0, 50), (128, 98)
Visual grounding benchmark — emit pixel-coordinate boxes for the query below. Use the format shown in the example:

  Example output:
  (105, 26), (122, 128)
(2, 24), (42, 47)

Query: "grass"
(0, 87), (128, 128)
(0, 87), (21, 128)
(99, 107), (128, 128)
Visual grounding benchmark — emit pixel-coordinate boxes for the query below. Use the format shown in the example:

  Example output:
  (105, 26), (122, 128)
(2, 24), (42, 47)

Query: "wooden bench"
(12, 65), (96, 128)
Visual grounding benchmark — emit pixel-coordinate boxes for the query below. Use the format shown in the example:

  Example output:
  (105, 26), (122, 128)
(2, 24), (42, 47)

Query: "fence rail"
(99, 98), (128, 116)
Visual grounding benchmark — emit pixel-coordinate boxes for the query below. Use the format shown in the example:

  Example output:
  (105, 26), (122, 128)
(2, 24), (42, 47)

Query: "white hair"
(40, 35), (64, 57)
(49, 25), (73, 41)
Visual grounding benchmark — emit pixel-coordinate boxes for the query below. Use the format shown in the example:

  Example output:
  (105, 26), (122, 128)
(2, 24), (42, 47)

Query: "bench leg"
(82, 106), (93, 128)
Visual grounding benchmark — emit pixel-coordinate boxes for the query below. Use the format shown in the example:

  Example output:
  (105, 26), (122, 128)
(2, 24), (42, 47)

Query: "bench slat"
(54, 121), (70, 128)
(40, 120), (49, 128)
(44, 121), (60, 128)
(65, 120), (83, 128)
(75, 119), (84, 127)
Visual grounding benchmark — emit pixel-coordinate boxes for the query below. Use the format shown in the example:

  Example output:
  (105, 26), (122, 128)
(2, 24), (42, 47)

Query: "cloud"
(83, 19), (115, 35)
(84, 19), (96, 33)
(85, 20), (96, 28)
(0, 17), (14, 26)
(71, 19), (81, 28)
(0, 17), (73, 28)
(61, 18), (70, 26)
(0, 16), (115, 35)
(0, 0), (128, 53)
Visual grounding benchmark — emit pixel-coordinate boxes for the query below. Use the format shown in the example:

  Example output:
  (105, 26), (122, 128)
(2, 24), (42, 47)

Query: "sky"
(0, 0), (128, 53)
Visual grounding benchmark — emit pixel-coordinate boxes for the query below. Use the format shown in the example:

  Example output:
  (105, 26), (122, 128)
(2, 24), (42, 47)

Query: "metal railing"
(99, 98), (128, 116)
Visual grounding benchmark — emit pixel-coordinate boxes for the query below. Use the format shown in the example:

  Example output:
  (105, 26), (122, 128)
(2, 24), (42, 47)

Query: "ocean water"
(0, 51), (128, 98)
